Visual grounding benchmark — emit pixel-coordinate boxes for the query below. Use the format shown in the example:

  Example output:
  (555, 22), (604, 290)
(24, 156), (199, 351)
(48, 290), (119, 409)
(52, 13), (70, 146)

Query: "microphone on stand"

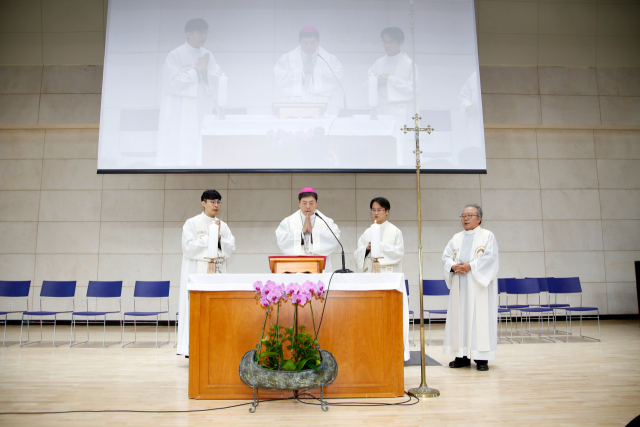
(316, 54), (350, 118)
(314, 212), (353, 273)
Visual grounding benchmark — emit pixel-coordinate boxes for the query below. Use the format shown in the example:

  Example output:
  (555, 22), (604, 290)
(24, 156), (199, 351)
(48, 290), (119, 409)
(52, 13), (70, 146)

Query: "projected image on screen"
(98, 0), (485, 173)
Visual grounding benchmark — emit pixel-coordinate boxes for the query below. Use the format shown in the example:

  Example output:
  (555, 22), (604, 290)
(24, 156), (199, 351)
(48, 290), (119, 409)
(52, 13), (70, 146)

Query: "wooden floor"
(0, 320), (639, 426)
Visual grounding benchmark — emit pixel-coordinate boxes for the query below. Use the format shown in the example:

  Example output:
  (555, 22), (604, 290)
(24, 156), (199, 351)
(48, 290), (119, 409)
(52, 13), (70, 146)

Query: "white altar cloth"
(188, 273), (410, 361)
(201, 115), (397, 137)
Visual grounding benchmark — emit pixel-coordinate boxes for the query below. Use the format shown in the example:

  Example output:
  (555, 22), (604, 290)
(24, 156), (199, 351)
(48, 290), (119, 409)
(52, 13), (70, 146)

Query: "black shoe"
(185, 355), (189, 359)
(475, 361), (489, 371)
(449, 357), (471, 368)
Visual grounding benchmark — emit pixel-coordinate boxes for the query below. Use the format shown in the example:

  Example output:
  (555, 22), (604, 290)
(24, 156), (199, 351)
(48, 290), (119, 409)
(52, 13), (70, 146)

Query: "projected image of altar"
(200, 114), (399, 169)
(97, 0), (487, 173)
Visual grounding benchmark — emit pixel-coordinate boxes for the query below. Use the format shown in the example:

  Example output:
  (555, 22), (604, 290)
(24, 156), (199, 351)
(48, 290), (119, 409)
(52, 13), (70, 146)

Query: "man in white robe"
(367, 27), (420, 166)
(177, 189), (235, 357)
(354, 197), (404, 273)
(274, 26), (345, 113)
(275, 188), (340, 272)
(442, 204), (499, 371)
(157, 18), (222, 167)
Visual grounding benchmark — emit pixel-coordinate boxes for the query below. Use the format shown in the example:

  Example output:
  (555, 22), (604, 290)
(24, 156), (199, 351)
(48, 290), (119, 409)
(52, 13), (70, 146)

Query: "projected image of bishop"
(157, 18), (222, 167)
(274, 26), (345, 113)
(368, 27), (420, 165)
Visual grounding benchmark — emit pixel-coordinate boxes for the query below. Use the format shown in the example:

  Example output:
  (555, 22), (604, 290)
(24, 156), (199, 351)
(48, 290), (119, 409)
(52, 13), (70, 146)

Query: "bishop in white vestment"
(354, 197), (404, 273)
(442, 204), (499, 371)
(157, 18), (222, 167)
(177, 190), (235, 356)
(275, 188), (340, 272)
(274, 27), (345, 113)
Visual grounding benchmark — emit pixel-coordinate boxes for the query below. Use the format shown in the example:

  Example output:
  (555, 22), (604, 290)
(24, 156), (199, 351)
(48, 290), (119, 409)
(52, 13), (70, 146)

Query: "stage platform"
(0, 320), (638, 426)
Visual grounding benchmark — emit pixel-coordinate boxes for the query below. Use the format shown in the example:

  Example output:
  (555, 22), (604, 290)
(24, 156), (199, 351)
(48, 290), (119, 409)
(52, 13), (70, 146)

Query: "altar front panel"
(189, 287), (404, 399)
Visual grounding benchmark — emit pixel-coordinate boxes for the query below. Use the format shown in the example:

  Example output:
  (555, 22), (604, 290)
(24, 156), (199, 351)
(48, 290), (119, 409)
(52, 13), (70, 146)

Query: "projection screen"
(98, 0), (486, 173)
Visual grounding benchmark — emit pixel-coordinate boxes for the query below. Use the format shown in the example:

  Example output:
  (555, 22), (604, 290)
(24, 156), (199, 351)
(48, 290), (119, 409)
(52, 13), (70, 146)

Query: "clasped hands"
(452, 262), (471, 275)
(302, 212), (313, 234)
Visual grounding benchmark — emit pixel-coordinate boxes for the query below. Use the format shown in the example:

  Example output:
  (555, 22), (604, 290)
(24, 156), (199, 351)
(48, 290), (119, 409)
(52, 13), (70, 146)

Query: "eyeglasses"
(459, 214), (478, 219)
(206, 200), (221, 206)
(371, 209), (387, 214)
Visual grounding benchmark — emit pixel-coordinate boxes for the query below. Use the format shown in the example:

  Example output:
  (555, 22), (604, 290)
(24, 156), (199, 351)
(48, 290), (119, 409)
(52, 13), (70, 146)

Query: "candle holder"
(369, 106), (378, 120)
(204, 257), (223, 274)
(370, 256), (384, 273)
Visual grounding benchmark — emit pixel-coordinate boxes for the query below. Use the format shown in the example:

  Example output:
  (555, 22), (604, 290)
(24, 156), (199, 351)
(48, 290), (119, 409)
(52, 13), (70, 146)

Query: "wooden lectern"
(268, 255), (326, 274)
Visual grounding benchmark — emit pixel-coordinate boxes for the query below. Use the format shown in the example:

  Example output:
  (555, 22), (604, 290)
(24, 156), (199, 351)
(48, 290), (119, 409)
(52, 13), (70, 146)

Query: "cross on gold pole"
(402, 114), (440, 399)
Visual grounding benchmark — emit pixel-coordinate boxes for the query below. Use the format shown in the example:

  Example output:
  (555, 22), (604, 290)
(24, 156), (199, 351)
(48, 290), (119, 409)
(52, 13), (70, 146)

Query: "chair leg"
(2, 315), (7, 346)
(19, 315), (24, 346)
(53, 315), (58, 347)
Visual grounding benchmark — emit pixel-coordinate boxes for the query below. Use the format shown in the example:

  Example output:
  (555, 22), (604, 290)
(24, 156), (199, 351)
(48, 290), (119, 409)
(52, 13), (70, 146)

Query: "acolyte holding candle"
(177, 189), (236, 358)
(354, 197), (405, 273)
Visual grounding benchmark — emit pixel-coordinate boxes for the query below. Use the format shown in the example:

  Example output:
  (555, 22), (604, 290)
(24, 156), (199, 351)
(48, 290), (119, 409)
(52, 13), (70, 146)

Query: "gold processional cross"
(401, 114), (434, 169)
(401, 114), (440, 399)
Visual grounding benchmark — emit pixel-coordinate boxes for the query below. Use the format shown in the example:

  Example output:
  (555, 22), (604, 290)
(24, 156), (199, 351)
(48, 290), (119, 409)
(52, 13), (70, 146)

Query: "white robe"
(367, 52), (419, 165)
(157, 42), (221, 167)
(442, 226), (499, 361)
(353, 221), (404, 273)
(274, 46), (345, 113)
(275, 209), (340, 272)
(177, 212), (235, 356)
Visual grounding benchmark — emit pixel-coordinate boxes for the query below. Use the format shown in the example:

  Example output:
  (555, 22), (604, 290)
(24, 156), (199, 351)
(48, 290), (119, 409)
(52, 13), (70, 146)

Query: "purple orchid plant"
(252, 279), (326, 372)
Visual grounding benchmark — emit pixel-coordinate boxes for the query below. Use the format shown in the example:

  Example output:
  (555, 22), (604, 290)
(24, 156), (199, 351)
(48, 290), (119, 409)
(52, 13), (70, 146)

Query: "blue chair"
(526, 277), (569, 309)
(122, 281), (170, 347)
(497, 278), (515, 342)
(404, 280), (415, 345)
(422, 279), (449, 345)
(506, 279), (556, 343)
(20, 281), (76, 347)
(548, 277), (600, 342)
(0, 281), (31, 346)
(70, 281), (123, 347)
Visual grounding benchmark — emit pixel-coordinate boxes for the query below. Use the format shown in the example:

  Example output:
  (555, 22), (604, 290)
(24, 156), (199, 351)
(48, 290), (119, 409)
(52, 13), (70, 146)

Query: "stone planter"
(239, 349), (338, 412)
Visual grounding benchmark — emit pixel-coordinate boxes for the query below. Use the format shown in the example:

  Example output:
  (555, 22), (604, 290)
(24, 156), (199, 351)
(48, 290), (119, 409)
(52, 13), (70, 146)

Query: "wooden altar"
(188, 274), (406, 399)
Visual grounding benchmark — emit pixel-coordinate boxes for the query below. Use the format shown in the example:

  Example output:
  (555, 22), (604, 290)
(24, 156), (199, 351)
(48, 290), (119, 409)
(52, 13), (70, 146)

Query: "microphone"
(315, 212), (353, 273)
(316, 54), (349, 116)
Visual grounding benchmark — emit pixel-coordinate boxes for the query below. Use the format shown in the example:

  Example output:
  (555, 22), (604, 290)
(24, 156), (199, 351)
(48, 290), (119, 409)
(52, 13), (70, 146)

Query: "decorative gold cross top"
(401, 114), (434, 167)
(401, 114), (434, 136)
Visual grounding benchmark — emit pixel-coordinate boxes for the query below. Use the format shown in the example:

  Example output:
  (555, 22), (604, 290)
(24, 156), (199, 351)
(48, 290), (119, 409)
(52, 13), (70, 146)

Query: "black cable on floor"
(294, 391), (419, 407)
(0, 397), (296, 415)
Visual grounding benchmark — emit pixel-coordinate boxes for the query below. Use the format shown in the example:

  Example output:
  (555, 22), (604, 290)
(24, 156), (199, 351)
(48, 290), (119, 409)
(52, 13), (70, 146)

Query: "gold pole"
(404, 114), (440, 399)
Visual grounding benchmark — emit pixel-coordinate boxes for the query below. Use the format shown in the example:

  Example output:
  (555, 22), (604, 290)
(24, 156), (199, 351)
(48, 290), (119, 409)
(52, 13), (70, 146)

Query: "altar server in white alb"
(442, 204), (499, 371)
(157, 18), (222, 167)
(367, 27), (419, 165)
(275, 188), (340, 272)
(274, 26), (345, 113)
(354, 197), (404, 273)
(177, 189), (235, 357)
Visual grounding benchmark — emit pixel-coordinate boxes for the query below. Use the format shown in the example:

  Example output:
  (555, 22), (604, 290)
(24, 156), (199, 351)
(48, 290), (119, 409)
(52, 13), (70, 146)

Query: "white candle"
(368, 73), (378, 107)
(370, 221), (381, 258)
(217, 73), (228, 108)
(207, 223), (219, 258)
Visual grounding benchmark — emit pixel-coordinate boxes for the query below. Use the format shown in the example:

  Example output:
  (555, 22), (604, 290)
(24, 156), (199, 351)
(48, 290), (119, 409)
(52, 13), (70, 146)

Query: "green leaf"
(281, 359), (297, 371)
(296, 358), (311, 372)
(258, 351), (279, 358)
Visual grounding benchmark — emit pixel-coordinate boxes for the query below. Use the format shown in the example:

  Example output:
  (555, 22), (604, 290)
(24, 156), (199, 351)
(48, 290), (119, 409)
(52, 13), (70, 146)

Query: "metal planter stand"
(239, 349), (338, 412)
